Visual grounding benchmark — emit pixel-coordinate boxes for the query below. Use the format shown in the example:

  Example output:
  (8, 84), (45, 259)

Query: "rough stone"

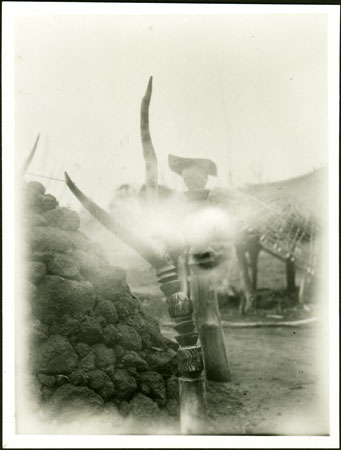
(69, 369), (89, 386)
(95, 300), (118, 325)
(129, 393), (159, 422)
(139, 330), (152, 349)
(34, 276), (95, 324)
(46, 253), (80, 279)
(115, 295), (141, 320)
(30, 227), (75, 255)
(26, 181), (46, 195)
(121, 351), (148, 372)
(73, 249), (108, 280)
(98, 380), (116, 401)
(78, 316), (103, 345)
(113, 345), (125, 361)
(116, 324), (142, 351)
(141, 312), (166, 349)
(29, 319), (49, 343)
(103, 365), (116, 379)
(47, 384), (104, 416)
(162, 337), (179, 352)
(103, 401), (119, 416)
(88, 242), (111, 263)
(78, 352), (96, 372)
(123, 313), (145, 331)
(24, 182), (184, 412)
(92, 315), (105, 328)
(42, 195), (59, 211)
(34, 335), (78, 375)
(90, 270), (129, 302)
(91, 343), (116, 369)
(111, 369), (137, 401)
(118, 400), (130, 417)
(67, 230), (91, 251)
(127, 367), (138, 377)
(42, 207), (80, 231)
(139, 371), (166, 402)
(41, 385), (55, 401)
(31, 252), (55, 263)
(26, 192), (58, 214)
(103, 324), (119, 347)
(20, 280), (37, 304)
(166, 376), (179, 400)
(30, 227), (92, 255)
(25, 374), (43, 401)
(38, 374), (56, 388)
(87, 369), (111, 390)
(166, 399), (180, 417)
(28, 261), (46, 285)
(55, 375), (69, 386)
(146, 349), (178, 377)
(25, 213), (48, 227)
(73, 342), (91, 358)
(49, 314), (80, 337)
(24, 183), (58, 214)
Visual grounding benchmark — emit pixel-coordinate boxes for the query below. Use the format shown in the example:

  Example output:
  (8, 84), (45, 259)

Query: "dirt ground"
(162, 323), (328, 435)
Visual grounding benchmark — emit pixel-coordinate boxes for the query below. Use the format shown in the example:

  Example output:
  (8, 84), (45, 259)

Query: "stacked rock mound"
(22, 181), (179, 423)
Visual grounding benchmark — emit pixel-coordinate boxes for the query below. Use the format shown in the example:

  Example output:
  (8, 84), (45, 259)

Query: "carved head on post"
(168, 154), (217, 191)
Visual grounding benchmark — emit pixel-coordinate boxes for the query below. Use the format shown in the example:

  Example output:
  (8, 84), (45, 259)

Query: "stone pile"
(22, 181), (179, 422)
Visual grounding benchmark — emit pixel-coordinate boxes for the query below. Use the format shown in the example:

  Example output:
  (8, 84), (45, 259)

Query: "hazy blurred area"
(16, 13), (328, 211)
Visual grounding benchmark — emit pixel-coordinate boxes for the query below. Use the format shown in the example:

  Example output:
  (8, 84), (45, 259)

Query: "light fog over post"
(15, 13), (328, 210)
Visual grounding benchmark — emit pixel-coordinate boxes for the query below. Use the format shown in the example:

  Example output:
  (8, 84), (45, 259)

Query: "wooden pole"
(299, 272), (314, 304)
(189, 249), (231, 382)
(156, 262), (208, 434)
(286, 259), (296, 296)
(179, 375), (207, 434)
(139, 77), (207, 431)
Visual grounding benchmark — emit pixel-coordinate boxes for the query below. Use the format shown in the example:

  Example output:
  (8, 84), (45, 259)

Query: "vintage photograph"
(2, 2), (339, 448)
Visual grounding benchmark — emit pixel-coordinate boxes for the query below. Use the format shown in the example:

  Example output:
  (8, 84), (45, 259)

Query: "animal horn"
(21, 133), (40, 177)
(140, 76), (158, 203)
(64, 171), (166, 269)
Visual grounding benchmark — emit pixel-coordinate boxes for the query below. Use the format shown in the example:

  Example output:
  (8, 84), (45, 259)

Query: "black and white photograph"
(2, 2), (340, 448)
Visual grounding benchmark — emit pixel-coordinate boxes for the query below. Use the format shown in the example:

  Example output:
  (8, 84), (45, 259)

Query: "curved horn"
(21, 133), (40, 177)
(140, 76), (158, 203)
(64, 172), (166, 269)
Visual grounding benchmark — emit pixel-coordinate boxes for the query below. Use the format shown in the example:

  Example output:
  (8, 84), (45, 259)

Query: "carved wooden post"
(181, 189), (231, 382)
(139, 78), (207, 430)
(156, 261), (207, 434)
(189, 248), (231, 382)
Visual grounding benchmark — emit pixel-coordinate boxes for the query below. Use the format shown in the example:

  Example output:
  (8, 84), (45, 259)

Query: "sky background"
(15, 11), (328, 210)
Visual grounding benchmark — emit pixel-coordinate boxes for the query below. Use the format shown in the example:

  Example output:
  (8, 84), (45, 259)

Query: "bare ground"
(161, 322), (328, 435)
